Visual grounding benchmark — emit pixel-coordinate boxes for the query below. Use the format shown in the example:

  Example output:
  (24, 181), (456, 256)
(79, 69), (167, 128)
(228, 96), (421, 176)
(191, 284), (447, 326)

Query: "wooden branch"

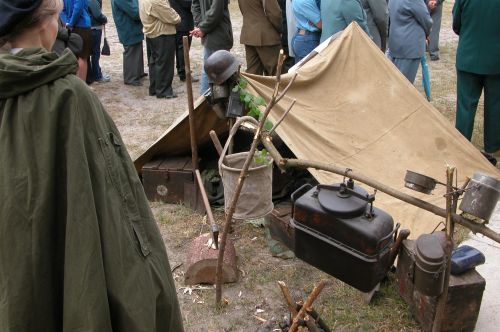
(273, 157), (500, 244)
(432, 167), (455, 332)
(275, 72), (298, 104)
(289, 280), (328, 332)
(304, 315), (320, 332)
(269, 99), (296, 135)
(278, 281), (298, 317)
(215, 52), (288, 306)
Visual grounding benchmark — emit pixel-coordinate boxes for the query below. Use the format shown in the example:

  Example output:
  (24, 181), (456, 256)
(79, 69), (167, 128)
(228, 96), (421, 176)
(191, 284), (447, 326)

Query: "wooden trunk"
(265, 202), (294, 250)
(142, 156), (203, 211)
(396, 239), (485, 332)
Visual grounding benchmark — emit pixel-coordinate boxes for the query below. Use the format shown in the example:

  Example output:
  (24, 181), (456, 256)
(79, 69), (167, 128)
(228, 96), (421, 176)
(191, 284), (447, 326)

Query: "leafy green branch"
(232, 77), (273, 131)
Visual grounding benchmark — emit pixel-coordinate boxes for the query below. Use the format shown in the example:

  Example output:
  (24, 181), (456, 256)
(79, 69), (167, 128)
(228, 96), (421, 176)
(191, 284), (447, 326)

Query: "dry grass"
(95, 1), (491, 331)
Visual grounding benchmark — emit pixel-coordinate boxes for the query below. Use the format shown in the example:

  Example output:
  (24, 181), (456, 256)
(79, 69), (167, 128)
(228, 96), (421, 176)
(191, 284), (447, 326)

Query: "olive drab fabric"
(0, 48), (184, 332)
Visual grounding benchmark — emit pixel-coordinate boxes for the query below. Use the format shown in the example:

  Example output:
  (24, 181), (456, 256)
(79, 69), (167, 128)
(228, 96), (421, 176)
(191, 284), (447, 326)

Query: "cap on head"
(204, 50), (240, 85)
(0, 0), (44, 37)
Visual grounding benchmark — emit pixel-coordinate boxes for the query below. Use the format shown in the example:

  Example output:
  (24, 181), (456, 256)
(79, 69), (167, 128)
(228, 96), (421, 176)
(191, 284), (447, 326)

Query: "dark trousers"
(146, 34), (176, 97)
(244, 44), (281, 76)
(87, 28), (103, 83)
(175, 31), (191, 79)
(123, 41), (144, 85)
(456, 70), (500, 153)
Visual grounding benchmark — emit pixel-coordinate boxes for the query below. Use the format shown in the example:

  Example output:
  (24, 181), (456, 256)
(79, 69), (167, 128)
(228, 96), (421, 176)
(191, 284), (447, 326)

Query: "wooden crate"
(265, 202), (294, 250)
(142, 156), (203, 211)
(396, 239), (485, 332)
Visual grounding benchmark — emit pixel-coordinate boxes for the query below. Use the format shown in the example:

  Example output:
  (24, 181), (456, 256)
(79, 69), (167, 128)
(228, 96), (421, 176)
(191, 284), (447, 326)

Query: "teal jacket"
(111, 0), (144, 45)
(0, 48), (183, 331)
(321, 0), (371, 43)
(453, 0), (500, 75)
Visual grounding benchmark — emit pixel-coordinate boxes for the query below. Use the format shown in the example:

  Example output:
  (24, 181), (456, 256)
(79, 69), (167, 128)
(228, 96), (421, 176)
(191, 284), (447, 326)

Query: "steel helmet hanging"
(204, 50), (240, 85)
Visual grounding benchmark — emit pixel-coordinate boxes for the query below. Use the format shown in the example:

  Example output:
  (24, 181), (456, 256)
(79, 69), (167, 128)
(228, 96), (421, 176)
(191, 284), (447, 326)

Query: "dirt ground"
(94, 2), (489, 331)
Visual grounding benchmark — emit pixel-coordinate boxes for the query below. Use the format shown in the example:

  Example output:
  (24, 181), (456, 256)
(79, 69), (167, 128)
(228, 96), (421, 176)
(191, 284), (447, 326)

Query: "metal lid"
(471, 172), (500, 191)
(404, 170), (437, 194)
(415, 234), (445, 272)
(316, 183), (368, 218)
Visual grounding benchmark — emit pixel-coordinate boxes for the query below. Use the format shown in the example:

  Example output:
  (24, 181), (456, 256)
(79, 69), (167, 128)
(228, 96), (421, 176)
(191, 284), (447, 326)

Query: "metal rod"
(183, 36), (199, 170)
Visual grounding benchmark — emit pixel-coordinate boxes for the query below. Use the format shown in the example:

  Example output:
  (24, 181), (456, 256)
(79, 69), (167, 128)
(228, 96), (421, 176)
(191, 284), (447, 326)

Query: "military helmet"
(204, 50), (240, 85)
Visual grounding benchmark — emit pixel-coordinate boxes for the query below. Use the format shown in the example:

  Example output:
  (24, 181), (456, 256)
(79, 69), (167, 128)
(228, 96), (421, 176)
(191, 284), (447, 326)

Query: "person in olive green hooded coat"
(0, 0), (184, 330)
(453, 0), (500, 156)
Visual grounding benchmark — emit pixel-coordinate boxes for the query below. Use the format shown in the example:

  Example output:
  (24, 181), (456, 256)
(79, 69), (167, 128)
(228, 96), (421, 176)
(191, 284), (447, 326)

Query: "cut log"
(185, 233), (237, 285)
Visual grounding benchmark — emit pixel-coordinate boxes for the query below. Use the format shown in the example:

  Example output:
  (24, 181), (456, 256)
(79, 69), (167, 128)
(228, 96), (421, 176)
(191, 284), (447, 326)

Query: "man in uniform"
(453, 0), (500, 157)
(238, 0), (282, 76)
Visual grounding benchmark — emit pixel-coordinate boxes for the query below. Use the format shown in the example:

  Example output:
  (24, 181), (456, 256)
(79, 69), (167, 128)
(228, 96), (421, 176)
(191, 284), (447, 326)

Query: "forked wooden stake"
(215, 51), (298, 306)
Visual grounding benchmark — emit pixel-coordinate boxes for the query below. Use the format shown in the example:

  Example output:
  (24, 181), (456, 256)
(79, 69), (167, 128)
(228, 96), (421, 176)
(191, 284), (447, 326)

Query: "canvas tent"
(135, 23), (499, 237)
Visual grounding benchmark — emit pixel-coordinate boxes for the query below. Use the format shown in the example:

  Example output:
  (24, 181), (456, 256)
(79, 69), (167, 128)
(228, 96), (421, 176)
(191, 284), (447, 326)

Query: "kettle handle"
(290, 183), (313, 219)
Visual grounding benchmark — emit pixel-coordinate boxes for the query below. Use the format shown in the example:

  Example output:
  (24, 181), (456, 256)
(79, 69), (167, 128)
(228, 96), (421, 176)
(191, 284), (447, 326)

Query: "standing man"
(387, 0), (432, 83)
(361, 0), (388, 51)
(111, 0), (145, 86)
(238, 0), (282, 76)
(60, 0), (92, 80)
(453, 0), (500, 157)
(292, 0), (321, 63)
(427, 0), (443, 61)
(170, 0), (196, 81)
(191, 0), (233, 94)
(321, 0), (371, 43)
(139, 0), (180, 98)
(87, 0), (110, 84)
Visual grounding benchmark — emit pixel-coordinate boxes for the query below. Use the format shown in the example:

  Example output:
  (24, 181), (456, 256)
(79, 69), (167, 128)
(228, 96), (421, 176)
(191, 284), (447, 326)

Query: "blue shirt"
(60, 0), (91, 29)
(292, 0), (321, 32)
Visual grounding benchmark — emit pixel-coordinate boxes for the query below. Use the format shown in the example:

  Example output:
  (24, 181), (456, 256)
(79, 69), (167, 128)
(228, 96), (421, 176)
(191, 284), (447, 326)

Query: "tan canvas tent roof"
(135, 23), (499, 237)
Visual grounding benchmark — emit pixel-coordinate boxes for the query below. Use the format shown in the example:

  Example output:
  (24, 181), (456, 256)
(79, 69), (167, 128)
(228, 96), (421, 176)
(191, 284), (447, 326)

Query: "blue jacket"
(60, 0), (91, 29)
(111, 0), (144, 46)
(388, 0), (432, 59)
(321, 0), (371, 43)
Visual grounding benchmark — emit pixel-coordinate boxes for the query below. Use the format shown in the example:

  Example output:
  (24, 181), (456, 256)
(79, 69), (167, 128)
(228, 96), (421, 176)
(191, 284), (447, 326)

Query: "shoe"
(96, 74), (111, 83)
(179, 75), (199, 82)
(141, 73), (148, 78)
(125, 81), (142, 86)
(157, 93), (177, 99)
(149, 92), (156, 96)
(430, 54), (440, 61)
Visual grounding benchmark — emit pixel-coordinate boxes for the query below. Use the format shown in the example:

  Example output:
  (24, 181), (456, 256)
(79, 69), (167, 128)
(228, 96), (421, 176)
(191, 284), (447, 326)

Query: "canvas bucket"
(219, 116), (273, 220)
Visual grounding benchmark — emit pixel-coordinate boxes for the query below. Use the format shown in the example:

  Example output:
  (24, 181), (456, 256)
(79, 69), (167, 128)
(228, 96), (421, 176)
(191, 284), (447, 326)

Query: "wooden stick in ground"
(289, 280), (328, 332)
(268, 158), (500, 244)
(277, 281), (298, 317)
(183, 36), (198, 170)
(215, 51), (297, 306)
(432, 166), (455, 332)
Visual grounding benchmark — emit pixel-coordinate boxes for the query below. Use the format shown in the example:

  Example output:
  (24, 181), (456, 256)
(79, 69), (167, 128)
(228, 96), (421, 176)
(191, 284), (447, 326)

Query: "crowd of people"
(0, 0), (499, 330)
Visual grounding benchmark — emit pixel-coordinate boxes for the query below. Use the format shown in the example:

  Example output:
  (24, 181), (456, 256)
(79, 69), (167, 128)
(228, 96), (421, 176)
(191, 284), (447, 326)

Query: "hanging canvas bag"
(101, 26), (110, 56)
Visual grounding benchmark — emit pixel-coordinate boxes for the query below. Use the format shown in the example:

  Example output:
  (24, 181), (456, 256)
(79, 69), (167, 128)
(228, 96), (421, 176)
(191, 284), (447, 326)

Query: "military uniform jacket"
(453, 0), (500, 75)
(238, 0), (283, 46)
(0, 48), (184, 332)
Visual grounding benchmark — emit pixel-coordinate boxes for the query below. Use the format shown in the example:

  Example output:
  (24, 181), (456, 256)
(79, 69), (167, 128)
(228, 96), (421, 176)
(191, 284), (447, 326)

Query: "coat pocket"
(98, 133), (151, 257)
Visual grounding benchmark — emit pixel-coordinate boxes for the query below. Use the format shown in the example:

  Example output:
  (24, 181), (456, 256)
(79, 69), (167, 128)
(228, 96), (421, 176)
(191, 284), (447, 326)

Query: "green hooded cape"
(0, 48), (184, 332)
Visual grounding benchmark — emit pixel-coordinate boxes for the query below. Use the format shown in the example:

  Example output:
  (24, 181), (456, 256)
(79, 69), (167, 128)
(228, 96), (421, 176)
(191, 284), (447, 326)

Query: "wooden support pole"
(183, 36), (198, 170)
